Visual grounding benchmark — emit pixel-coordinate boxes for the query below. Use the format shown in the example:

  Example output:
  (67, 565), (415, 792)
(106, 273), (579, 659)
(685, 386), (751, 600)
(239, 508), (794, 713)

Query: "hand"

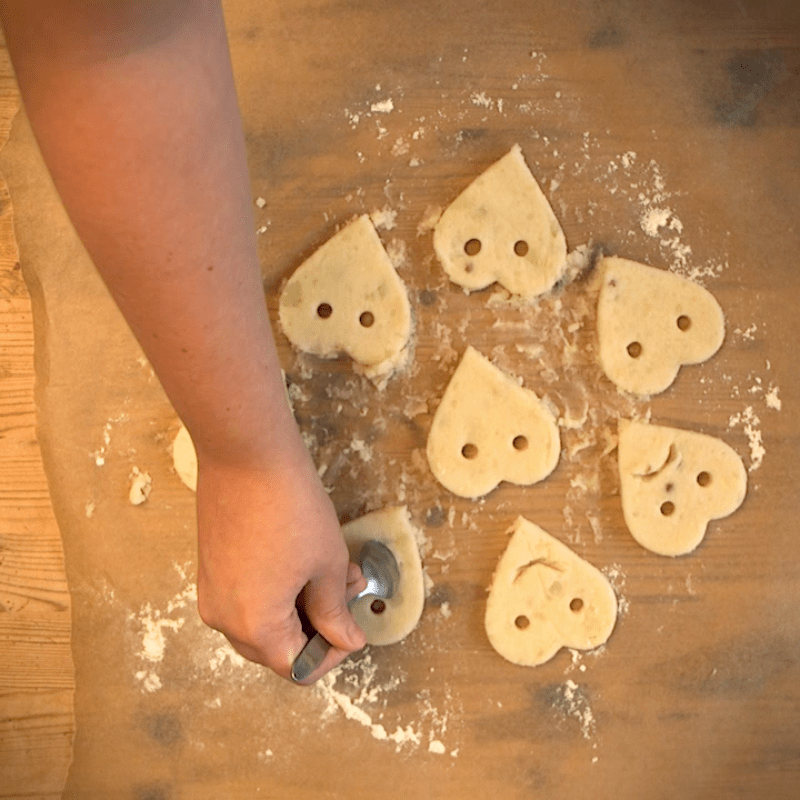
(194, 438), (367, 683)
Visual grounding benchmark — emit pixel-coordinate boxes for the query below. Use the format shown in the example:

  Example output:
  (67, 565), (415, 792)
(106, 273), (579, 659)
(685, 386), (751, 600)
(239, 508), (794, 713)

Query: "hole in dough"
(570, 598), (584, 612)
(359, 311), (375, 328)
(513, 435), (529, 451)
(461, 443), (479, 460)
(677, 315), (692, 331)
(370, 599), (387, 614)
(697, 471), (712, 487)
(317, 303), (333, 319)
(660, 501), (675, 516)
(514, 615), (530, 630)
(627, 341), (643, 358)
(464, 238), (482, 256)
(513, 240), (529, 257)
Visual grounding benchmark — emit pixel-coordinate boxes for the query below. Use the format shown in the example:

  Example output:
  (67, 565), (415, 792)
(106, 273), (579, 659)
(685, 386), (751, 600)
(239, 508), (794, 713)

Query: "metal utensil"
(290, 540), (399, 683)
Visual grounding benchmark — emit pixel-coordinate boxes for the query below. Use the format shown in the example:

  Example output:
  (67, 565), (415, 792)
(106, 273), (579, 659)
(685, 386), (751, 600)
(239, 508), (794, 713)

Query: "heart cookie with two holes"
(278, 215), (412, 378)
(485, 517), (618, 667)
(618, 419), (747, 556)
(426, 347), (560, 499)
(597, 256), (725, 395)
(433, 145), (568, 298)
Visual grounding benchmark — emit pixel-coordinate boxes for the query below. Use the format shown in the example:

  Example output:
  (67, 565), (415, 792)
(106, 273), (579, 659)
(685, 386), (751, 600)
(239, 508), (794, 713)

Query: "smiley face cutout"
(618, 419), (747, 557)
(597, 257), (725, 396)
(485, 517), (618, 667)
(433, 145), (568, 299)
(426, 347), (560, 499)
(279, 215), (412, 378)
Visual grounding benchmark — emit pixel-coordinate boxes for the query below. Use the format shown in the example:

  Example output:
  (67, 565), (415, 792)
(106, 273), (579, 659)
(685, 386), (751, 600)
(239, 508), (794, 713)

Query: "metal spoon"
(290, 540), (400, 683)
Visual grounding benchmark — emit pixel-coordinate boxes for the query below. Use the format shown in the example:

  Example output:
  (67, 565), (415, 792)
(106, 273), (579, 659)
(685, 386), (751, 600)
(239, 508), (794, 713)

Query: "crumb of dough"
(129, 468), (152, 506)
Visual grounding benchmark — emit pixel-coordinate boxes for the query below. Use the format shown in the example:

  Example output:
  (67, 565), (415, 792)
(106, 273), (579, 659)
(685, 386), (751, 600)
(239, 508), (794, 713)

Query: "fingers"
(303, 567), (367, 655)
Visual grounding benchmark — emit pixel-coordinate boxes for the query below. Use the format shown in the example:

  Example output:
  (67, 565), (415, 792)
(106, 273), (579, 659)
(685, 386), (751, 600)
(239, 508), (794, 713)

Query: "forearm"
(1, 0), (294, 466)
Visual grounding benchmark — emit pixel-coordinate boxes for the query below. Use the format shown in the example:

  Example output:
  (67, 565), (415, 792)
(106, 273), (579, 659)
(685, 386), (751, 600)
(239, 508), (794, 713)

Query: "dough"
(172, 425), (197, 492)
(426, 346), (560, 499)
(597, 256), (725, 395)
(485, 517), (617, 667)
(433, 144), (567, 298)
(278, 215), (412, 377)
(342, 506), (425, 646)
(618, 419), (747, 556)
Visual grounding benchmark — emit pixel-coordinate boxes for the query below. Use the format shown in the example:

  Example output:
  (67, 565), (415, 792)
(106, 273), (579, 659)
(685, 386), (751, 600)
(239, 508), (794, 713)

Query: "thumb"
(303, 571), (367, 653)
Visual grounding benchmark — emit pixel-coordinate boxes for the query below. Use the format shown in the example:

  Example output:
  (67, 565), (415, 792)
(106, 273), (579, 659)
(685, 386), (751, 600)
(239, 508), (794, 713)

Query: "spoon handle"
(290, 630), (331, 682)
(290, 590), (372, 683)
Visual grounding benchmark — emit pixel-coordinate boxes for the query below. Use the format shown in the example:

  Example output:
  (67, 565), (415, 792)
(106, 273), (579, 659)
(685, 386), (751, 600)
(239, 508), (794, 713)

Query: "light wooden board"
(0, 41), (74, 800)
(2, 0), (799, 797)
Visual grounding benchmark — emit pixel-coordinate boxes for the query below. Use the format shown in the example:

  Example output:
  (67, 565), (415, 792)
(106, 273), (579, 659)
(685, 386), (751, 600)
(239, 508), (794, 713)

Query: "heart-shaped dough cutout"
(618, 419), (747, 556)
(433, 145), (567, 298)
(342, 506), (425, 646)
(597, 256), (725, 395)
(279, 215), (412, 376)
(426, 346), (560, 499)
(485, 517), (618, 667)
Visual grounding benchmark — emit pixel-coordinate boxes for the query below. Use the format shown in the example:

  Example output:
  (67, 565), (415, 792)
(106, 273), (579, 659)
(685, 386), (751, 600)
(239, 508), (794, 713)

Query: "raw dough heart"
(426, 347), (560, 499)
(342, 506), (425, 646)
(485, 517), (618, 667)
(433, 145), (567, 298)
(597, 256), (725, 395)
(618, 419), (747, 556)
(172, 424), (197, 491)
(278, 215), (412, 377)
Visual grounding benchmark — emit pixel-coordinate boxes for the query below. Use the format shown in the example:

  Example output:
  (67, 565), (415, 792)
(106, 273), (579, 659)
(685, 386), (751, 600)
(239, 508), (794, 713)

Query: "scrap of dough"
(129, 468), (152, 506)
(278, 215), (412, 378)
(342, 506), (425, 646)
(426, 346), (560, 499)
(172, 425), (198, 492)
(597, 256), (725, 395)
(433, 144), (567, 298)
(618, 419), (747, 556)
(485, 517), (617, 667)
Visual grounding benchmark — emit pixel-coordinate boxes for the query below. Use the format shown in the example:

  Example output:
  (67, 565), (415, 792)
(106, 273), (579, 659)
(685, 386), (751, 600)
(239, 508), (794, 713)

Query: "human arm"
(0, 0), (366, 680)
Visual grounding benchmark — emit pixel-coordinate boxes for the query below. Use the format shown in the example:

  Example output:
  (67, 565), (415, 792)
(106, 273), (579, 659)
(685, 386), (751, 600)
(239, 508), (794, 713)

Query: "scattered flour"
(728, 405), (766, 472)
(551, 679), (596, 740)
(313, 651), (457, 755)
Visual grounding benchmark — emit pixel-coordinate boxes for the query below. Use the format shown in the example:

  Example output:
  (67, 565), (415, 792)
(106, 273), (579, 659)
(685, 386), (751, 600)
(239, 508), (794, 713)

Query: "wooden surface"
(1, 0), (799, 797)
(0, 42), (74, 800)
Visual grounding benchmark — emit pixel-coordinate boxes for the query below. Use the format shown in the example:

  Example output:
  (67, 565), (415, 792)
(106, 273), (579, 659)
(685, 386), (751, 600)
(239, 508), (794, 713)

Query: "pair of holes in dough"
(626, 316), (693, 359)
(461, 436), (529, 460)
(514, 598), (583, 629)
(659, 472), (712, 516)
(316, 303), (375, 328)
(463, 239), (530, 258)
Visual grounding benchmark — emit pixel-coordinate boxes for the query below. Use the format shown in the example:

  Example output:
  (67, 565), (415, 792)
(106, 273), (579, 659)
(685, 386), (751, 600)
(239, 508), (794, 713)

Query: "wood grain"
(0, 43), (74, 800)
(0, 1), (798, 798)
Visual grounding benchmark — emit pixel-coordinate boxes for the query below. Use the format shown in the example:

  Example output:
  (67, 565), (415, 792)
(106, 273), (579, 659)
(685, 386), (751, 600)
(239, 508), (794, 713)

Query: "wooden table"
(1, 1), (799, 797)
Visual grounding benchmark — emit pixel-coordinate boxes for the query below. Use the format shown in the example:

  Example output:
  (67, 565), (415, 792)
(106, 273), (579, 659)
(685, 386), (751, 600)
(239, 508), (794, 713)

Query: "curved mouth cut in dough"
(342, 506), (425, 646)
(278, 215), (412, 378)
(433, 145), (568, 299)
(618, 419), (747, 557)
(426, 346), (560, 499)
(485, 517), (618, 667)
(597, 256), (725, 396)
